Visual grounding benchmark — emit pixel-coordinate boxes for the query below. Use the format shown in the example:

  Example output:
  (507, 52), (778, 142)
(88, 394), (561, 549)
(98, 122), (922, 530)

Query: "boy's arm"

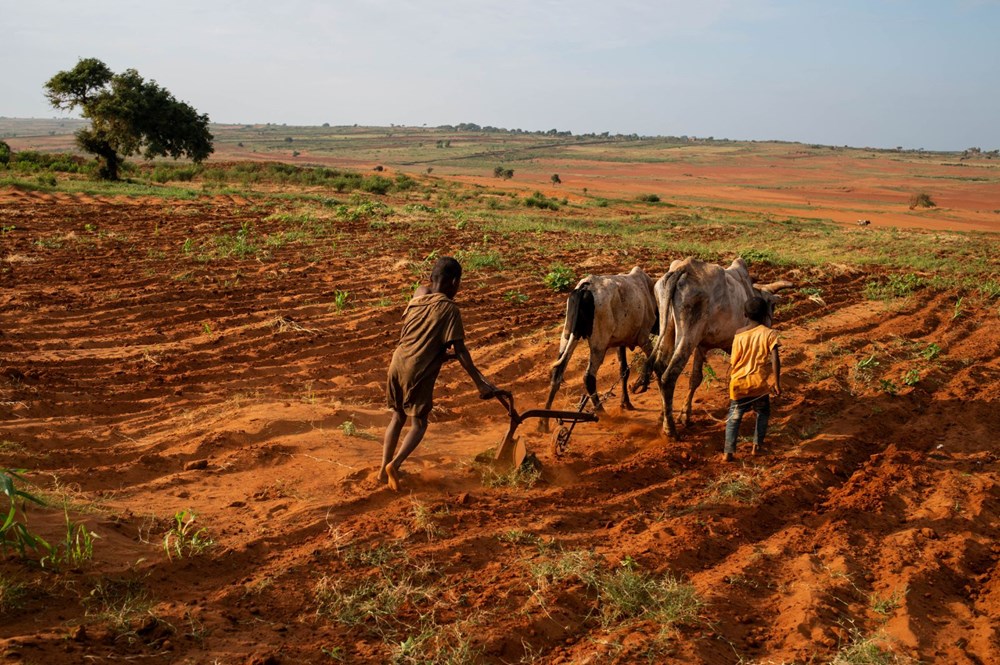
(452, 340), (499, 398)
(771, 346), (782, 396)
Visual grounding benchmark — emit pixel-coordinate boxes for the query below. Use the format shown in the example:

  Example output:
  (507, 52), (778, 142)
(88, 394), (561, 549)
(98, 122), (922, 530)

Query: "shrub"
(908, 192), (936, 209)
(740, 249), (778, 266)
(637, 193), (661, 203)
(360, 175), (392, 195)
(0, 141), (10, 166)
(524, 191), (559, 210)
(394, 173), (415, 190)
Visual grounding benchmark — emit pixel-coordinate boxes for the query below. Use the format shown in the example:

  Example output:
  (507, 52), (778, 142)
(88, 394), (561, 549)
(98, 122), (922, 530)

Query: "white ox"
(635, 257), (792, 439)
(541, 266), (658, 432)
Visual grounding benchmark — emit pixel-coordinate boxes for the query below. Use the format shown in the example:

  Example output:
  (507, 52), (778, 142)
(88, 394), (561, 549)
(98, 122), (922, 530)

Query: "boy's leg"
(752, 396), (770, 454)
(385, 414), (429, 491)
(724, 400), (745, 457)
(379, 410), (406, 482)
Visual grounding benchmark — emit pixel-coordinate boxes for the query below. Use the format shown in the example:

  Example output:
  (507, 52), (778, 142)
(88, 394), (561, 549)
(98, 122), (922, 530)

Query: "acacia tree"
(44, 58), (213, 180)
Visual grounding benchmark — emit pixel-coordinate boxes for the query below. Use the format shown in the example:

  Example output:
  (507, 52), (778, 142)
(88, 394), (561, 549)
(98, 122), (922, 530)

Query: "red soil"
(0, 191), (998, 663)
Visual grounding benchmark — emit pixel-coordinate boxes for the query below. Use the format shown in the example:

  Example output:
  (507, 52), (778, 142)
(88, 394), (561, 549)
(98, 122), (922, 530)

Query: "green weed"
(42, 510), (98, 568)
(163, 509), (214, 560)
(864, 273), (925, 300)
(543, 263), (575, 292)
(314, 569), (431, 631)
(480, 462), (542, 490)
(530, 549), (601, 586)
(879, 379), (899, 395)
(409, 499), (443, 541)
(341, 541), (407, 568)
(1, 469), (51, 559)
(832, 630), (908, 664)
(594, 557), (702, 628)
(0, 575), (26, 614)
(920, 342), (941, 361)
(497, 529), (539, 546)
(706, 471), (761, 504)
(84, 575), (155, 635)
(390, 620), (482, 664)
(455, 249), (504, 271)
(212, 220), (258, 259)
(333, 290), (351, 311)
(952, 296), (965, 320)
(870, 586), (907, 615)
(503, 289), (529, 305)
(856, 354), (880, 372)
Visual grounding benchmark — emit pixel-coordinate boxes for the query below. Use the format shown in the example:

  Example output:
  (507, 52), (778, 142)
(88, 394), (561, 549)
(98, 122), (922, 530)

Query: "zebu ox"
(540, 266), (658, 432)
(635, 257), (792, 439)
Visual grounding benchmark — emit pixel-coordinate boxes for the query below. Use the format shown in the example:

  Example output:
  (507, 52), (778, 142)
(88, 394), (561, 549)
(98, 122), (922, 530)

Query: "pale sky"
(4, 0), (998, 150)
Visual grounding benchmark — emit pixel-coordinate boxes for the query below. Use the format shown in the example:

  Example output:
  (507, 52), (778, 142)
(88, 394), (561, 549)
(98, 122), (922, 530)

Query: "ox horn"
(754, 280), (794, 293)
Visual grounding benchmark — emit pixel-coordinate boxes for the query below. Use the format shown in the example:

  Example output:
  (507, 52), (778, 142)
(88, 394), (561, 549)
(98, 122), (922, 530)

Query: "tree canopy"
(44, 58), (213, 180)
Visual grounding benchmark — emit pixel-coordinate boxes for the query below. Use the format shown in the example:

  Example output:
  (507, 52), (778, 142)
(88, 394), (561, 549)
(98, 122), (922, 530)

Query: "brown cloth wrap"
(386, 293), (465, 417)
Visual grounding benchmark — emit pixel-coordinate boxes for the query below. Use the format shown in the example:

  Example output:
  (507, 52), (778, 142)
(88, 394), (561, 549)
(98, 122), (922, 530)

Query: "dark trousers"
(724, 395), (770, 454)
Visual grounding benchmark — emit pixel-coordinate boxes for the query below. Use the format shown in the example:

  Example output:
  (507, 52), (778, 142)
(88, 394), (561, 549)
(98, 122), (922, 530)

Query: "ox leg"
(540, 334), (579, 433)
(632, 355), (653, 394)
(635, 323), (672, 394)
(540, 365), (562, 433)
(618, 347), (635, 410)
(657, 341), (694, 440)
(585, 346), (609, 412)
(631, 336), (658, 394)
(684, 347), (705, 428)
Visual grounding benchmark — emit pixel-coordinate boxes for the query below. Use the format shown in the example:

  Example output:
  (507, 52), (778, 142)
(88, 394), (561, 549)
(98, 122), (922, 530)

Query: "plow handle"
(491, 390), (518, 422)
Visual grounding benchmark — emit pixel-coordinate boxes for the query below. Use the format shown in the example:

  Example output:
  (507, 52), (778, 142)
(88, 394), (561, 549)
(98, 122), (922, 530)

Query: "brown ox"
(541, 266), (658, 432)
(635, 257), (792, 439)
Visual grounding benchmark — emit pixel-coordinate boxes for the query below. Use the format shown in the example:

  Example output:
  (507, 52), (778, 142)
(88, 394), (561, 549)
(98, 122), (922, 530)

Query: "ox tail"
(565, 285), (595, 340)
(632, 292), (663, 394)
(548, 285), (593, 386)
(649, 268), (684, 377)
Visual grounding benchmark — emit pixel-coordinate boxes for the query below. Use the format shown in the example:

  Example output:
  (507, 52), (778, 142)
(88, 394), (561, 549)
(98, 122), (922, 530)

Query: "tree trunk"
(96, 147), (120, 181)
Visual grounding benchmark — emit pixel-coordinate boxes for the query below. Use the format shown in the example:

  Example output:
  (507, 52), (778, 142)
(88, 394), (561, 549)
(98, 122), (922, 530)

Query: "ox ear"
(754, 280), (794, 294)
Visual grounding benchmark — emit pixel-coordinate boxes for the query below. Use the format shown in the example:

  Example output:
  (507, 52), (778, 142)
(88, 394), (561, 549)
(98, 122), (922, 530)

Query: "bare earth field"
(0, 132), (999, 663)
(0, 119), (1000, 665)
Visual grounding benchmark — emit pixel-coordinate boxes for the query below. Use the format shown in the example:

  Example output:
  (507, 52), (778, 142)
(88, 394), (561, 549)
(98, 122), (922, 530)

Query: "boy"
(724, 296), (782, 462)
(380, 256), (500, 491)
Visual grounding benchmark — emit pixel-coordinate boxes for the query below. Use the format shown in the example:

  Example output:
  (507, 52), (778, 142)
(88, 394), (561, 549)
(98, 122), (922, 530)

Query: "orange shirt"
(729, 325), (780, 400)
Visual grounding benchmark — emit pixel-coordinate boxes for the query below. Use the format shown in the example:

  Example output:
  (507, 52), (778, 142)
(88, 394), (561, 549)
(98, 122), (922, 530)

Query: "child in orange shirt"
(724, 297), (782, 462)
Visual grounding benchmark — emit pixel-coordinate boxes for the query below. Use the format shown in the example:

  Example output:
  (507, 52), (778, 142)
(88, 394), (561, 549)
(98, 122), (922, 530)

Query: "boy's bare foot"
(721, 452), (734, 463)
(384, 464), (400, 491)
